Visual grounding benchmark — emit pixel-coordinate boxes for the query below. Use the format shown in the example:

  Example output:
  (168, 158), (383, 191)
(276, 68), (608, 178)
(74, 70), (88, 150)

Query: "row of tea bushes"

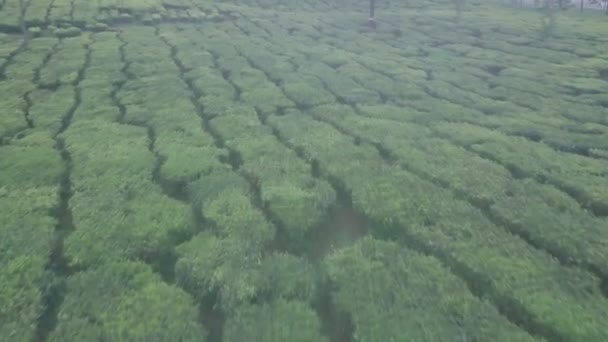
(267, 110), (608, 340)
(0, 132), (64, 340)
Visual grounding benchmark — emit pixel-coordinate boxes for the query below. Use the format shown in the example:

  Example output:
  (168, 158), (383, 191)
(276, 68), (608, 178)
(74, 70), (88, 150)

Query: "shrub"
(325, 237), (537, 341)
(53, 27), (82, 38)
(62, 120), (193, 267)
(223, 299), (327, 342)
(0, 256), (47, 341)
(27, 26), (42, 37)
(49, 261), (206, 342)
(257, 253), (318, 303)
(175, 232), (265, 310)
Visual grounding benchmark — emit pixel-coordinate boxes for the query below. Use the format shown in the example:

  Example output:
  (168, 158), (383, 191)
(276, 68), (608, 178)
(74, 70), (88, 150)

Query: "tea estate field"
(1, 0), (608, 341)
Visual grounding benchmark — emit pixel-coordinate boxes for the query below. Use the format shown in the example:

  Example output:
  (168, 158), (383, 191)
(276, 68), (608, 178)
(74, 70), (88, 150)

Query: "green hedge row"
(0, 132), (64, 340)
(0, 0), (233, 29)
(164, 25), (339, 246)
(119, 27), (226, 184)
(116, 30), (326, 331)
(273, 8), (608, 130)
(434, 122), (608, 215)
(176, 167), (319, 311)
(23, 0), (53, 26)
(178, 173), (324, 337)
(38, 35), (89, 87)
(1, 38), (60, 140)
(49, 261), (206, 341)
(325, 236), (539, 341)
(0, 79), (31, 139)
(223, 298), (327, 342)
(212, 108), (337, 242)
(70, 33), (122, 121)
(0, 32), (21, 59)
(29, 85), (75, 133)
(62, 119), (193, 267)
(3, 37), (57, 81)
(314, 104), (608, 280)
(419, 70), (608, 153)
(46, 0), (72, 23)
(202, 31), (295, 115)
(163, 29), (337, 244)
(267, 110), (608, 340)
(249, 15), (608, 216)
(0, 0), (20, 27)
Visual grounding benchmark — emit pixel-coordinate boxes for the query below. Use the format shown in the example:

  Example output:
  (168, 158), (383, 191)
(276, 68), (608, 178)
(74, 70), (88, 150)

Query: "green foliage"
(0, 132), (62, 340)
(240, 83), (294, 115)
(325, 237), (538, 341)
(158, 141), (225, 183)
(223, 299), (328, 342)
(0, 133), (64, 189)
(175, 232), (265, 310)
(0, 185), (58, 261)
(261, 179), (336, 239)
(85, 22), (109, 32)
(75, 84), (121, 121)
(279, 74), (335, 107)
(336, 63), (403, 100)
(209, 113), (336, 242)
(50, 261), (206, 342)
(205, 190), (275, 243)
(39, 36), (90, 87)
(27, 26), (42, 37)
(0, 34), (19, 57)
(490, 179), (608, 275)
(187, 67), (236, 99)
(53, 27), (83, 38)
(62, 119), (193, 267)
(267, 110), (386, 180)
(312, 104), (514, 206)
(268, 109), (608, 340)
(0, 255), (46, 341)
(176, 168), (274, 309)
(2, 2), (608, 340)
(257, 253), (318, 303)
(305, 63), (382, 105)
(29, 85), (75, 133)
(0, 79), (32, 139)
(187, 166), (251, 205)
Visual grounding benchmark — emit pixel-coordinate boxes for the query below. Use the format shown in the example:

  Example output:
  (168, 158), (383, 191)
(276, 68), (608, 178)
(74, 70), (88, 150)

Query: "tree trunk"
(369, 0), (375, 19)
(580, 0), (583, 12)
(368, 0), (376, 29)
(18, 0), (25, 34)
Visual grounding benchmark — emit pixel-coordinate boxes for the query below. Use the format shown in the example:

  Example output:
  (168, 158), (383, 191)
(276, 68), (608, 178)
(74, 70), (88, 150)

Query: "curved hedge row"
(325, 237), (539, 341)
(49, 261), (206, 341)
(267, 110), (608, 340)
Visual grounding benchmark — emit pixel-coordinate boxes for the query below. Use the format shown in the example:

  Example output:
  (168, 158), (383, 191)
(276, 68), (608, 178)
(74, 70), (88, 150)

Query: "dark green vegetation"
(1, 0), (608, 341)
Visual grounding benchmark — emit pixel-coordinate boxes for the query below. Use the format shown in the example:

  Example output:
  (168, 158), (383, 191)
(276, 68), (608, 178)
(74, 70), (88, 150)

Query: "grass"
(1, 0), (608, 341)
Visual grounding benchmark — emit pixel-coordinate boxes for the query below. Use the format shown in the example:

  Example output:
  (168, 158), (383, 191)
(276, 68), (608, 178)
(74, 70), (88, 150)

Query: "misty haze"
(1, 0), (608, 341)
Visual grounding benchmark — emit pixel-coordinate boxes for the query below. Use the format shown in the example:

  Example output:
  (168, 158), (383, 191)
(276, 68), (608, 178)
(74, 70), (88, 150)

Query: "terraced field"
(1, 0), (608, 341)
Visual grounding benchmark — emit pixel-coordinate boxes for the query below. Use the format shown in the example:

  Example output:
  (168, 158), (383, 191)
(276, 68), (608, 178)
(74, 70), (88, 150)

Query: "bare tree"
(17, 0), (34, 38)
(369, 0), (376, 29)
(18, 0), (26, 35)
(540, 0), (556, 39)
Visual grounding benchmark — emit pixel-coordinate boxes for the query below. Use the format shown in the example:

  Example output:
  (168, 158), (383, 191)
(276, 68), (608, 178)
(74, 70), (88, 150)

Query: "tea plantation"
(1, 0), (608, 340)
